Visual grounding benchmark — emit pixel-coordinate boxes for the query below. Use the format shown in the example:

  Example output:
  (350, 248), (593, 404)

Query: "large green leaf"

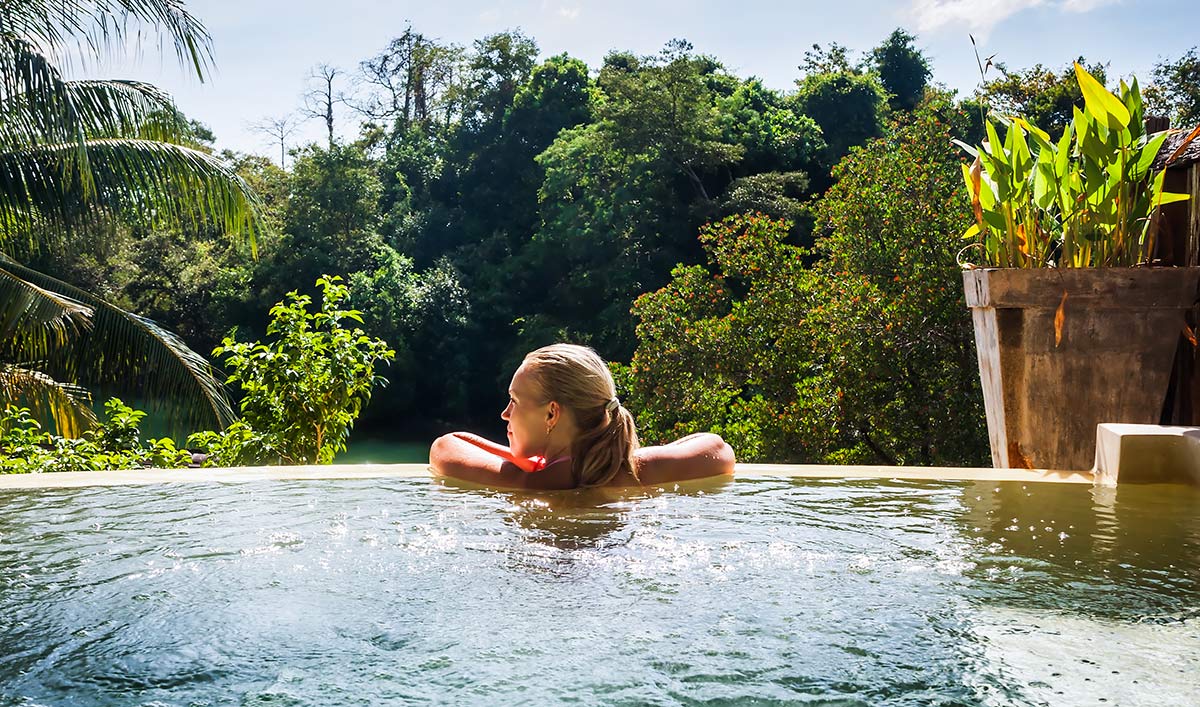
(1075, 62), (1129, 131)
(0, 262), (90, 346)
(0, 362), (95, 437)
(0, 0), (213, 81)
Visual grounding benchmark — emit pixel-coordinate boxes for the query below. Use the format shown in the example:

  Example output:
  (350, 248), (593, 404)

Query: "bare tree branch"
(301, 63), (343, 147)
(346, 27), (464, 128)
(250, 113), (299, 167)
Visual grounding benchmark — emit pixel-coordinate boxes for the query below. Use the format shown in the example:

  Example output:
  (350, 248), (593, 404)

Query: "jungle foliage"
(7, 3), (1198, 466)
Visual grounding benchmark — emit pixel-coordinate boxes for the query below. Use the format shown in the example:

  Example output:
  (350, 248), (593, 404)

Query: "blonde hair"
(521, 344), (639, 487)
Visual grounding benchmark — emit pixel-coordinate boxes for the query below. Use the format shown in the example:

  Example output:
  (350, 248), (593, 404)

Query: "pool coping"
(0, 463), (1094, 489)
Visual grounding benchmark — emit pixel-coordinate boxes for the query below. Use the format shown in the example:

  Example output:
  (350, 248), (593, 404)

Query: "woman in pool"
(430, 344), (735, 490)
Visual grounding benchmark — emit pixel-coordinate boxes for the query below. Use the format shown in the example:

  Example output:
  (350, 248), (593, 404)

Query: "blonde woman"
(430, 344), (735, 490)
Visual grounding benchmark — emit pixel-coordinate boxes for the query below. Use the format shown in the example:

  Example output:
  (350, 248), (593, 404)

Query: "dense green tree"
(717, 78), (824, 176)
(1146, 47), (1200, 128)
(618, 214), (818, 461)
(416, 31), (547, 262)
(792, 61), (887, 170)
(623, 103), (989, 465)
(459, 30), (540, 132)
(806, 103), (987, 465)
(869, 28), (931, 112)
(597, 39), (743, 204)
(257, 142), (384, 305)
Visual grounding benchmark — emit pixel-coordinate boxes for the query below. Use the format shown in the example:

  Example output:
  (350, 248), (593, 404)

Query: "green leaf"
(951, 139), (979, 158)
(1075, 62), (1130, 131)
(1012, 117), (1052, 149)
(1131, 132), (1170, 181)
(1157, 191), (1191, 206)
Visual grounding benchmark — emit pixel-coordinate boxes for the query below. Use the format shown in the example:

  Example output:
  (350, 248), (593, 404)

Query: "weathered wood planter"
(964, 267), (1200, 471)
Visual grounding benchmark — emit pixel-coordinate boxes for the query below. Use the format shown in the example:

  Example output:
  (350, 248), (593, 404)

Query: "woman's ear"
(546, 401), (560, 426)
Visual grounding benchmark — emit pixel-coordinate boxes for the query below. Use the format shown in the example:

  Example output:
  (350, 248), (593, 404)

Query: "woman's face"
(501, 364), (549, 459)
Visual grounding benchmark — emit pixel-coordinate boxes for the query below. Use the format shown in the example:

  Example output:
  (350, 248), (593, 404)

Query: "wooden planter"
(964, 267), (1200, 471)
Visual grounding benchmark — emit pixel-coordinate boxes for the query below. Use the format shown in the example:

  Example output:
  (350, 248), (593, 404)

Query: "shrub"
(0, 399), (190, 473)
(188, 276), (395, 465)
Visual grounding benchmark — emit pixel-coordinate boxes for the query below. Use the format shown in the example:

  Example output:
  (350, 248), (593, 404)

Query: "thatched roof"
(1153, 126), (1200, 170)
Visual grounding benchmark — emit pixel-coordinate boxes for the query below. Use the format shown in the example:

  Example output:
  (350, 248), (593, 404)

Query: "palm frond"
(0, 138), (260, 254)
(0, 37), (187, 199)
(0, 262), (92, 347)
(0, 362), (96, 438)
(0, 72), (184, 148)
(0, 255), (236, 432)
(0, 34), (91, 191)
(0, 0), (213, 80)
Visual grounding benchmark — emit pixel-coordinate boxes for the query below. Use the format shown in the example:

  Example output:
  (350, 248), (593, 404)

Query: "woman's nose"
(501, 403), (511, 420)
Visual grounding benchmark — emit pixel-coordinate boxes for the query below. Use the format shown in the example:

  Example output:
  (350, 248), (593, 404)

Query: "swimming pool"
(1, 476), (1197, 706)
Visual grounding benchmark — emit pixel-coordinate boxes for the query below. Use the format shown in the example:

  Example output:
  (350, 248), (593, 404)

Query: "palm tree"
(0, 0), (261, 435)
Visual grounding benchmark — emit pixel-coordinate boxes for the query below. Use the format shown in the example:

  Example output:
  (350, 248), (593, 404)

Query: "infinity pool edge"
(0, 463), (1094, 489)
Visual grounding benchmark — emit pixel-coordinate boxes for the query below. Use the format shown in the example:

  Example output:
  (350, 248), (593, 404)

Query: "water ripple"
(2, 476), (1199, 706)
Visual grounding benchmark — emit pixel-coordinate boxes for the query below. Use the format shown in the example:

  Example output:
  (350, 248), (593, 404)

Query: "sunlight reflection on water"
(1, 476), (1198, 706)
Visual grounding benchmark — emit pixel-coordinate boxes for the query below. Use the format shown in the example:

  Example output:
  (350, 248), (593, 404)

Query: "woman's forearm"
(632, 433), (735, 485)
(432, 433), (540, 476)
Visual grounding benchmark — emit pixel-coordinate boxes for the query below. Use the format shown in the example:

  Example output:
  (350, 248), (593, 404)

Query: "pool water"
(1, 477), (1197, 706)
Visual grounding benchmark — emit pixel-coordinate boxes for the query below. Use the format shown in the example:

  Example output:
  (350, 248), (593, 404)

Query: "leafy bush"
(961, 64), (1189, 268)
(2, 277), (395, 472)
(187, 276), (395, 465)
(0, 399), (190, 474)
(618, 214), (820, 462)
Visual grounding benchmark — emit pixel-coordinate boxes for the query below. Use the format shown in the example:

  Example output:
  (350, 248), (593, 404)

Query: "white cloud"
(1060, 0), (1117, 11)
(910, 0), (1118, 37)
(478, 9), (501, 22)
(539, 1), (581, 21)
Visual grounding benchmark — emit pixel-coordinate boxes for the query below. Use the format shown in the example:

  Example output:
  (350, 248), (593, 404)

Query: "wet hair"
(521, 344), (639, 487)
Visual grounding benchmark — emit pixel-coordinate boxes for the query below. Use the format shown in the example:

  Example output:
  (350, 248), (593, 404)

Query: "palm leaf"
(0, 261), (91, 346)
(0, 254), (236, 432)
(0, 138), (260, 254)
(0, 362), (95, 437)
(0, 0), (213, 80)
(0, 36), (183, 146)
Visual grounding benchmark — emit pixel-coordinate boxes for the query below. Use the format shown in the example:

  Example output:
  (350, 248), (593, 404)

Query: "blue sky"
(84, 0), (1196, 158)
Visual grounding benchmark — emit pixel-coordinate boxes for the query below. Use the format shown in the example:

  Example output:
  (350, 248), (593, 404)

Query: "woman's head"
(501, 344), (639, 487)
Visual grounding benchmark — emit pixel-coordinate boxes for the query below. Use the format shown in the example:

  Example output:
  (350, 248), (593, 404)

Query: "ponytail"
(572, 402), (639, 487)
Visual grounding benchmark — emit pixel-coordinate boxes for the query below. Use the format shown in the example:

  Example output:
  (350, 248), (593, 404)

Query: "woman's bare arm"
(429, 433), (573, 490)
(626, 433), (735, 486)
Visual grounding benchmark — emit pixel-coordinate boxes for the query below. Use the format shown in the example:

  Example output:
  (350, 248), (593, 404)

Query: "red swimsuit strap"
(526, 454), (572, 473)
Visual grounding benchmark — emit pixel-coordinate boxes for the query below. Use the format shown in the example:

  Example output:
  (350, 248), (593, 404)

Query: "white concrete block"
(1093, 423), (1200, 486)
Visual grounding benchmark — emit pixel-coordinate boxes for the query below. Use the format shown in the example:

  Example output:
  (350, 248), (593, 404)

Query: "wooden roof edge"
(1152, 124), (1200, 170)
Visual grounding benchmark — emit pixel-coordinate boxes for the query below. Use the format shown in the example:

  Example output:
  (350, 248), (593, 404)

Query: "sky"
(76, 0), (1197, 159)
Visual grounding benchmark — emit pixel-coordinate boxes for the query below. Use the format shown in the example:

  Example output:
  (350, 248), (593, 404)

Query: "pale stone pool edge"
(0, 463), (1093, 489)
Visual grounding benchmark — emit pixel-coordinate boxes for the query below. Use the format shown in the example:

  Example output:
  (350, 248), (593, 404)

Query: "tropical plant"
(188, 276), (395, 466)
(959, 63), (1191, 268)
(0, 0), (261, 435)
(0, 398), (191, 473)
